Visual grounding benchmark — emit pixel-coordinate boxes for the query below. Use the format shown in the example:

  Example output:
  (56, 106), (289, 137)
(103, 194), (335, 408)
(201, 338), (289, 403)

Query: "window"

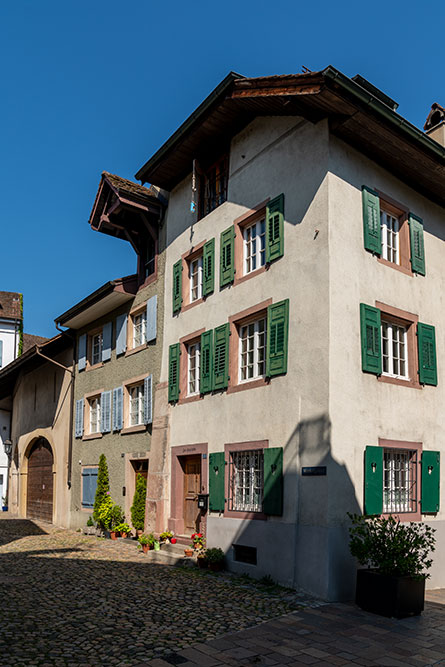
(189, 255), (203, 302)
(381, 321), (408, 380)
(380, 209), (399, 264)
(81, 467), (98, 509)
(199, 154), (228, 218)
(244, 219), (266, 275)
(88, 396), (101, 434)
(91, 332), (102, 366)
(188, 342), (200, 396)
(383, 448), (417, 514)
(129, 383), (144, 426)
(133, 311), (146, 348)
(229, 449), (264, 512)
(239, 318), (266, 382)
(145, 236), (156, 278)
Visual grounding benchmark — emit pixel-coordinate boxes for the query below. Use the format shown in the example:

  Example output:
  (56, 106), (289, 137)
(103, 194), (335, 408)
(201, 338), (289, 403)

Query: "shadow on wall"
(0, 518), (48, 547)
(225, 413), (361, 602)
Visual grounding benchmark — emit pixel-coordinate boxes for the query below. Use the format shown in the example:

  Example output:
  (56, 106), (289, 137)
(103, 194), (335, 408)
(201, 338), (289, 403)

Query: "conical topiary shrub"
(93, 454), (110, 526)
(131, 473), (147, 531)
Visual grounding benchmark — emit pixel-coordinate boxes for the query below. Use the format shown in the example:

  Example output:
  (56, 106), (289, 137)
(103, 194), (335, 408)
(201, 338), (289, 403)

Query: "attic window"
(145, 236), (156, 278)
(199, 154), (228, 219)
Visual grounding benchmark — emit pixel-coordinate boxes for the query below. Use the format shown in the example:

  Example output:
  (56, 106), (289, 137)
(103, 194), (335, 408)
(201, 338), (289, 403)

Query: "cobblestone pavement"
(0, 517), (320, 666)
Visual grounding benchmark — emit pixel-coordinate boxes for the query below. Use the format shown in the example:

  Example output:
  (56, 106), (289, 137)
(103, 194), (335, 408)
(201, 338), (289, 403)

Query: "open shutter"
(220, 227), (235, 287)
(144, 375), (153, 425)
(421, 451), (440, 513)
(82, 467), (98, 508)
(209, 452), (225, 512)
(78, 334), (87, 371)
(200, 330), (214, 394)
(409, 214), (425, 276)
(360, 304), (382, 375)
(266, 194), (284, 263)
(364, 445), (383, 515)
(115, 314), (127, 356)
(112, 387), (123, 431)
(0, 340), (3, 368)
(263, 447), (283, 515)
(362, 186), (381, 254)
(266, 299), (289, 377)
(102, 322), (112, 362)
(100, 390), (111, 433)
(213, 324), (229, 390)
(417, 323), (437, 386)
(146, 295), (157, 343)
(168, 343), (180, 402)
(203, 238), (215, 296)
(172, 260), (182, 313)
(75, 398), (84, 438)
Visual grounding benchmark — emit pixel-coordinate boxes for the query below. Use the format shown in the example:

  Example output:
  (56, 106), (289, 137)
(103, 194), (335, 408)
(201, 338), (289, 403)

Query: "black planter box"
(356, 569), (425, 619)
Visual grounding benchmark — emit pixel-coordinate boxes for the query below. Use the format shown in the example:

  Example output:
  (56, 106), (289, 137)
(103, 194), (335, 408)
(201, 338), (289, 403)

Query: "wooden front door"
(27, 438), (54, 523)
(183, 455), (201, 533)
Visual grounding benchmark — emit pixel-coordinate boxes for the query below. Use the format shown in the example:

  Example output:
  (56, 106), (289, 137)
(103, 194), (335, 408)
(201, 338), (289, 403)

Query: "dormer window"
(145, 236), (156, 278)
(199, 154), (228, 218)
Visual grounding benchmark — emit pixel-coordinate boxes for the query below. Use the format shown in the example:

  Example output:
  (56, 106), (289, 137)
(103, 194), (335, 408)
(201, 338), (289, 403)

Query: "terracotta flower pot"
(110, 531), (117, 540)
(142, 544), (149, 554)
(184, 548), (193, 557)
(121, 532), (128, 539)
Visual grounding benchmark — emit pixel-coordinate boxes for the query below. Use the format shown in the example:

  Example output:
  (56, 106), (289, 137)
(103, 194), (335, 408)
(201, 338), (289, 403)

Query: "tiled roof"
(23, 333), (50, 353)
(0, 292), (22, 320)
(102, 172), (156, 199)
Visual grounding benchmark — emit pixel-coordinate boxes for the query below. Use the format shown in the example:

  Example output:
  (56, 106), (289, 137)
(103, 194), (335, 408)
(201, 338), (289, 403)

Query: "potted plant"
(184, 546), (194, 557)
(191, 532), (205, 551)
(138, 533), (155, 554)
(2, 496), (8, 512)
(159, 531), (173, 544)
(205, 547), (225, 572)
(93, 454), (110, 532)
(131, 473), (147, 536)
(153, 540), (160, 551)
(348, 513), (436, 618)
(97, 495), (113, 535)
(109, 503), (124, 539)
(197, 550), (208, 569)
(85, 516), (95, 535)
(115, 522), (131, 539)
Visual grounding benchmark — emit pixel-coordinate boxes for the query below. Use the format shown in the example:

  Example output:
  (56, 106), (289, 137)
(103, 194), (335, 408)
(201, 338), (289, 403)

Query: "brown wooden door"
(183, 455), (201, 533)
(27, 438), (54, 523)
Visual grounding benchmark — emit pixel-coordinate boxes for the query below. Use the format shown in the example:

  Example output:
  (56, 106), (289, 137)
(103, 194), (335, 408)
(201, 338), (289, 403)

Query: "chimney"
(424, 103), (445, 147)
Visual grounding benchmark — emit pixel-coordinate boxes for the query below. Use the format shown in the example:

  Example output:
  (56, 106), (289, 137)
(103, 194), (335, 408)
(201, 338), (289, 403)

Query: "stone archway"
(26, 438), (54, 523)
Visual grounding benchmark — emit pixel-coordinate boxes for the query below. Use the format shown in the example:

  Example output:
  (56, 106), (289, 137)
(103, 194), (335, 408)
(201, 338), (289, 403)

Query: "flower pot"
(197, 558), (208, 569)
(121, 532), (128, 539)
(170, 538), (177, 544)
(142, 544), (150, 554)
(356, 569), (425, 618)
(110, 531), (117, 540)
(209, 562), (224, 572)
(184, 548), (193, 557)
(2, 506), (8, 512)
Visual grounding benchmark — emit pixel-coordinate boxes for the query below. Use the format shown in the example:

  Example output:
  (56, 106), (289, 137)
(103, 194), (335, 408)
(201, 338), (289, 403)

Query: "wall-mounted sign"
(302, 466), (327, 476)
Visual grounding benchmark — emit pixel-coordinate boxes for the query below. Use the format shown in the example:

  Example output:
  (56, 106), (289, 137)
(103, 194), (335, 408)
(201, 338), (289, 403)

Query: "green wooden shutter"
(203, 239), (215, 297)
(263, 447), (283, 515)
(409, 214), (426, 276)
(213, 323), (229, 390)
(421, 451), (440, 513)
(266, 299), (289, 377)
(417, 323), (437, 386)
(172, 260), (182, 313)
(362, 186), (381, 255)
(266, 193), (284, 263)
(168, 343), (180, 402)
(360, 304), (382, 375)
(220, 227), (235, 287)
(364, 446), (383, 515)
(209, 452), (225, 512)
(200, 330), (214, 394)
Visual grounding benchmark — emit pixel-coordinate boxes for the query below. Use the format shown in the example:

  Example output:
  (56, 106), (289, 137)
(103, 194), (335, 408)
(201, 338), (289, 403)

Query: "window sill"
(182, 297), (204, 313)
(227, 378), (269, 394)
(178, 394), (203, 405)
(138, 271), (157, 291)
(125, 344), (147, 358)
(86, 362), (104, 372)
(121, 424), (146, 435)
(378, 375), (421, 390)
(377, 256), (413, 277)
(233, 265), (267, 287)
(382, 510), (421, 522)
(82, 433), (103, 441)
(223, 509), (266, 521)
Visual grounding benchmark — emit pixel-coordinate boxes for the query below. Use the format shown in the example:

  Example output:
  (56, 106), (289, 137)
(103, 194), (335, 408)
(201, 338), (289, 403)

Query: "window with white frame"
(243, 218), (266, 275)
(188, 342), (200, 396)
(129, 383), (144, 426)
(91, 332), (102, 366)
(88, 396), (101, 434)
(383, 448), (417, 513)
(133, 311), (146, 348)
(229, 450), (264, 512)
(381, 320), (408, 380)
(189, 256), (203, 302)
(381, 209), (399, 264)
(239, 318), (266, 382)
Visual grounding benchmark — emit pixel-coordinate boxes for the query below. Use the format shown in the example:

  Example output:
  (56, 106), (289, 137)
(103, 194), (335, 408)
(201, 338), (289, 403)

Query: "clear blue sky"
(1, 1), (443, 337)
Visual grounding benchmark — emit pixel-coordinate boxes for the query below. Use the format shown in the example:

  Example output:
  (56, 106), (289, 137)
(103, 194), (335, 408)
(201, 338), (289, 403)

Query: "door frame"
(169, 443), (208, 536)
(24, 436), (55, 523)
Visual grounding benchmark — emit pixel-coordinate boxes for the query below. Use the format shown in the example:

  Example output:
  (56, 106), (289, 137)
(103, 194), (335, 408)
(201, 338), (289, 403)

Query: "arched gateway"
(26, 438), (54, 523)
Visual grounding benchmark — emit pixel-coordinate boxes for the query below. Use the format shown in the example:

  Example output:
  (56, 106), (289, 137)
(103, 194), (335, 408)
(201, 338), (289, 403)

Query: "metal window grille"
(133, 312), (146, 347)
(383, 448), (417, 513)
(188, 343), (200, 395)
(229, 450), (263, 512)
(381, 321), (408, 379)
(239, 319), (266, 382)
(129, 384), (144, 426)
(381, 210), (399, 264)
(243, 219), (266, 275)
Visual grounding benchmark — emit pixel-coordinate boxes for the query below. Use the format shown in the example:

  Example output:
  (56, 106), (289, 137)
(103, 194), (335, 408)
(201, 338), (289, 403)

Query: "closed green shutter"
(409, 214), (426, 276)
(364, 446), (383, 515)
(263, 447), (283, 515)
(417, 323), (437, 386)
(360, 304), (382, 375)
(421, 451), (440, 513)
(220, 227), (235, 287)
(209, 452), (225, 512)
(200, 330), (214, 394)
(362, 186), (381, 255)
(213, 323), (230, 390)
(203, 239), (215, 297)
(266, 299), (289, 377)
(172, 260), (182, 313)
(266, 193), (284, 263)
(168, 343), (180, 402)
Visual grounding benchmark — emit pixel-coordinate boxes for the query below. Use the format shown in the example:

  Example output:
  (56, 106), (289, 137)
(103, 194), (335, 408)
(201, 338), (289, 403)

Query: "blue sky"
(1, 1), (444, 337)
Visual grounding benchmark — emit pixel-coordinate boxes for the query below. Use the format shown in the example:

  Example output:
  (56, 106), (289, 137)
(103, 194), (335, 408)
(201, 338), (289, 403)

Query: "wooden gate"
(183, 455), (201, 533)
(27, 438), (54, 523)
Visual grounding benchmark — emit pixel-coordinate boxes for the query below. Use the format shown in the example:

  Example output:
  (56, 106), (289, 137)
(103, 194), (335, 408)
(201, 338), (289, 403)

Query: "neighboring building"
(0, 334), (73, 525)
(134, 68), (445, 600)
(55, 173), (166, 529)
